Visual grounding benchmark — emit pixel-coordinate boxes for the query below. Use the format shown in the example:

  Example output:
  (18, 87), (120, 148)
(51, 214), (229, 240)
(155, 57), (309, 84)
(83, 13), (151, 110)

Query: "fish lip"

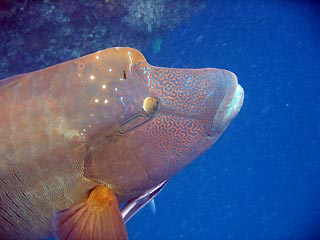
(209, 83), (244, 139)
(224, 84), (244, 121)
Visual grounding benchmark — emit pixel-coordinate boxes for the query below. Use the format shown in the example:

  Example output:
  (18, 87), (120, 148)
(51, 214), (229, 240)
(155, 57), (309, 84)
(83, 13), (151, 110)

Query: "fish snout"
(209, 73), (244, 139)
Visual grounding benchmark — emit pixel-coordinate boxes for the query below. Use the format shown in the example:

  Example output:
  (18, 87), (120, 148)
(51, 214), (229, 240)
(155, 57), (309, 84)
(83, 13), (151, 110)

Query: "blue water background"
(127, 1), (320, 239)
(1, 0), (320, 239)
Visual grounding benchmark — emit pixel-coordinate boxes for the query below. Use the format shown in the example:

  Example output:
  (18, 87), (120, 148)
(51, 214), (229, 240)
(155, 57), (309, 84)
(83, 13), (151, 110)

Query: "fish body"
(0, 47), (244, 239)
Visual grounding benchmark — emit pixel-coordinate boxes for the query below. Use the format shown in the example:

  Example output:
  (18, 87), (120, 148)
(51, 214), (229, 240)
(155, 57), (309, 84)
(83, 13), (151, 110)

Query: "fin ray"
(53, 185), (128, 240)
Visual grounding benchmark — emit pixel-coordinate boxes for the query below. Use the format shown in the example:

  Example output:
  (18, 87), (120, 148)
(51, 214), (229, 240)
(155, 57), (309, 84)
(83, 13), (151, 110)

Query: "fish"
(0, 47), (244, 239)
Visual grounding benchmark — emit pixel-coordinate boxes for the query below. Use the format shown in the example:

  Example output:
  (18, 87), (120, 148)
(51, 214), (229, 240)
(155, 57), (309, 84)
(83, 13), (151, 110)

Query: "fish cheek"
(137, 114), (211, 180)
(82, 97), (161, 186)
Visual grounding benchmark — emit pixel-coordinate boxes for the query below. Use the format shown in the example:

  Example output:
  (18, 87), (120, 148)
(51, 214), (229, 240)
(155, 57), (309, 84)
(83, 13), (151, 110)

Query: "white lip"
(211, 83), (244, 133)
(223, 84), (244, 122)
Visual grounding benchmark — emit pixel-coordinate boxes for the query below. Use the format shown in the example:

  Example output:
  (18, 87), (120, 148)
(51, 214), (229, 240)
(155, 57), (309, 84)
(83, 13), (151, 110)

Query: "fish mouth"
(223, 84), (244, 123)
(211, 81), (244, 137)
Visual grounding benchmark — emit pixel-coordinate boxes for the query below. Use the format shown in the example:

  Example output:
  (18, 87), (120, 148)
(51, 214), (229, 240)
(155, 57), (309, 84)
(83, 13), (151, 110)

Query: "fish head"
(80, 48), (243, 197)
(133, 62), (244, 178)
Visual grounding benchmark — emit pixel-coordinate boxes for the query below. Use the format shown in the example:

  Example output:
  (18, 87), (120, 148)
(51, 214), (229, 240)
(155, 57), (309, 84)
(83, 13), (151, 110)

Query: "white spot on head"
(90, 113), (94, 117)
(102, 84), (107, 89)
(94, 98), (99, 103)
(104, 99), (109, 104)
(90, 75), (95, 80)
(109, 68), (112, 72)
(89, 124), (92, 128)
(120, 78), (123, 81)
(115, 87), (118, 91)
(83, 129), (86, 132)
(80, 132), (84, 136)
(116, 47), (119, 50)
(96, 56), (100, 60)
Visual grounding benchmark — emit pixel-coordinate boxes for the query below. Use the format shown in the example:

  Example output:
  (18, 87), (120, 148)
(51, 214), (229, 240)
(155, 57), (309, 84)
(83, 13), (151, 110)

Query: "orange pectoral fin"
(53, 185), (128, 240)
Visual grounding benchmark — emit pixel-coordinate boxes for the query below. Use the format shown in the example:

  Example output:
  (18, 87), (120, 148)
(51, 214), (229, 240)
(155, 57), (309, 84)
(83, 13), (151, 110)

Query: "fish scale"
(0, 78), (96, 238)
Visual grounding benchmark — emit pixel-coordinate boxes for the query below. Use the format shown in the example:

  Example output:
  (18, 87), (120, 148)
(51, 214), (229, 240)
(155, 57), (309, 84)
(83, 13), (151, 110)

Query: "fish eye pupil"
(143, 97), (159, 114)
(153, 100), (159, 111)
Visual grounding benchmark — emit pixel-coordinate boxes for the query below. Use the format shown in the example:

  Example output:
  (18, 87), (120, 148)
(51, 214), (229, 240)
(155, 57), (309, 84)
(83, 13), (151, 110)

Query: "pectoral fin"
(53, 185), (128, 240)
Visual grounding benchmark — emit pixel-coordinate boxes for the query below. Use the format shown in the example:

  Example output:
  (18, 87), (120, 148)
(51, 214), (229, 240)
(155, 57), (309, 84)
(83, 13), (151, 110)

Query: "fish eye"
(143, 97), (159, 114)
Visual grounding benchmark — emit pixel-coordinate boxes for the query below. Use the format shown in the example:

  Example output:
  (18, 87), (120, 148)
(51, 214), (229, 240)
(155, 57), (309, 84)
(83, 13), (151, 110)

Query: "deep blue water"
(1, 0), (320, 239)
